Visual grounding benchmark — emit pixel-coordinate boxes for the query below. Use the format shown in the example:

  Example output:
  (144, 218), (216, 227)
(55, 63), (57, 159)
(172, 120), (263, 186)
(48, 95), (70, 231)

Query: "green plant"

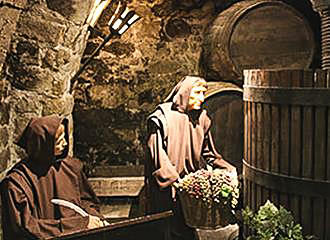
(243, 200), (309, 240)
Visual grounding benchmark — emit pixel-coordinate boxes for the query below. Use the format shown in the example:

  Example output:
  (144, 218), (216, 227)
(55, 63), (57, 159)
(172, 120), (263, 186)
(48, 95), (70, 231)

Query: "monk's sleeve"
(202, 130), (234, 170)
(1, 179), (89, 240)
(147, 119), (179, 189)
(78, 169), (102, 218)
(202, 130), (219, 166)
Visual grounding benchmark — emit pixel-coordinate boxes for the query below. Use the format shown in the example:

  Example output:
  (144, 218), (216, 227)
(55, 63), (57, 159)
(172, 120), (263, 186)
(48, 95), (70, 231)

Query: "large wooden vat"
(202, 0), (315, 83)
(205, 82), (243, 173)
(243, 69), (330, 239)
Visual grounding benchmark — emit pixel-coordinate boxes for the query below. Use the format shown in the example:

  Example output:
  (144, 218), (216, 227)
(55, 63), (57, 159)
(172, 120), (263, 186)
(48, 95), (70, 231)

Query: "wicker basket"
(178, 192), (234, 229)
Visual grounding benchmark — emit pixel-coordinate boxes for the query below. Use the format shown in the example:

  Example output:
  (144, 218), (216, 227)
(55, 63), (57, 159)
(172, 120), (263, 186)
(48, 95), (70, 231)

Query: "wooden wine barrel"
(243, 69), (330, 239)
(205, 82), (243, 173)
(202, 0), (315, 83)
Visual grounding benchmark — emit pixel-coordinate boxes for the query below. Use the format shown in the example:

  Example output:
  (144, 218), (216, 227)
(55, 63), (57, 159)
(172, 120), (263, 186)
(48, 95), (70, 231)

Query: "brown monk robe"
(145, 76), (235, 240)
(1, 115), (104, 240)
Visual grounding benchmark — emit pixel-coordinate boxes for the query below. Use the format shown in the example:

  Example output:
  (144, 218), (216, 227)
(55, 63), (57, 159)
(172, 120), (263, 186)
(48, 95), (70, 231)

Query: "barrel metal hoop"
(243, 159), (330, 198)
(243, 86), (330, 106)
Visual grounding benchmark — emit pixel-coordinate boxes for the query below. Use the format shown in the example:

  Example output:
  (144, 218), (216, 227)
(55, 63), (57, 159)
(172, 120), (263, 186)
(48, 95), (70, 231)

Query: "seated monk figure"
(1, 115), (107, 240)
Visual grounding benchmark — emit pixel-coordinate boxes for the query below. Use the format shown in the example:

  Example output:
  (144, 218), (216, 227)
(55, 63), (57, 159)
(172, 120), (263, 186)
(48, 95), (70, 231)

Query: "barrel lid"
(202, 0), (315, 83)
(205, 81), (242, 99)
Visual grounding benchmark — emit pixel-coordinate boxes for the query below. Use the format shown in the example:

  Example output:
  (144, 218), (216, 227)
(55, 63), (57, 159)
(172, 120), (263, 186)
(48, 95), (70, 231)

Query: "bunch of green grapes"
(211, 169), (239, 208)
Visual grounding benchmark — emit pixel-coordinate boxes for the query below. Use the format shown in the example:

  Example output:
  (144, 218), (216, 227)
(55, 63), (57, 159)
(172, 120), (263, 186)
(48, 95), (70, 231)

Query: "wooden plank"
(279, 101), (290, 209)
(301, 197), (312, 235)
(250, 101), (257, 212)
(290, 193), (301, 225)
(261, 109), (271, 204)
(279, 71), (290, 176)
(256, 103), (263, 170)
(326, 199), (330, 239)
(271, 105), (279, 174)
(290, 70), (302, 178)
(262, 72), (271, 204)
(244, 102), (248, 163)
(247, 102), (252, 165)
(300, 70), (313, 234)
(252, 182), (257, 212)
(256, 184), (262, 211)
(88, 177), (144, 197)
(328, 106), (330, 180)
(301, 112), (313, 179)
(100, 201), (132, 219)
(251, 102), (256, 168)
(221, 100), (230, 159)
(90, 165), (144, 177)
(301, 105), (313, 234)
(269, 71), (280, 208)
(227, 98), (244, 172)
(279, 71), (290, 210)
(243, 178), (247, 208)
(270, 190), (279, 207)
(312, 70), (327, 239)
(289, 70), (302, 223)
(50, 211), (173, 240)
(256, 103), (263, 209)
(263, 104), (271, 172)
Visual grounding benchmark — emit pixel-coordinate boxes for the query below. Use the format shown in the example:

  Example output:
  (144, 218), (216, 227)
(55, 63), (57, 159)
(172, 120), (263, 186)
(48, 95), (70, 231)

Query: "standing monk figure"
(145, 76), (235, 240)
(1, 115), (105, 240)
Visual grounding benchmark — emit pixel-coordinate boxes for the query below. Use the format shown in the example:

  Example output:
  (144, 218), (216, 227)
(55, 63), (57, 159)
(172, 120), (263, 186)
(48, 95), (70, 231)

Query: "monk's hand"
(213, 158), (236, 172)
(87, 215), (104, 229)
(102, 220), (110, 226)
(172, 186), (176, 201)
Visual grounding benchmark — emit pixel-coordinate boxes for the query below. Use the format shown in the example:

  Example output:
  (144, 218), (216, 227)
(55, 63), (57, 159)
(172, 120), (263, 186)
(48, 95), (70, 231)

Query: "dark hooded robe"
(145, 76), (234, 240)
(1, 115), (101, 240)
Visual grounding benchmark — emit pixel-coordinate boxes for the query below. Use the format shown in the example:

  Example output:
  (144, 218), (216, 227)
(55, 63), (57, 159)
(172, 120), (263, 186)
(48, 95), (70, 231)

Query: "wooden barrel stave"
(205, 82), (244, 174)
(243, 69), (330, 239)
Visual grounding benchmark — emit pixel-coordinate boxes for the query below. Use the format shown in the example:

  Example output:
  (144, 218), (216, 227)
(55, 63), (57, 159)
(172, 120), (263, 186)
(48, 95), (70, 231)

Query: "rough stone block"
(0, 103), (10, 125)
(46, 0), (93, 25)
(12, 113), (41, 143)
(12, 39), (41, 65)
(0, 7), (20, 63)
(0, 127), (9, 149)
(0, 149), (10, 172)
(9, 91), (42, 114)
(42, 94), (74, 116)
(44, 48), (71, 71)
(17, 11), (66, 47)
(3, 0), (28, 9)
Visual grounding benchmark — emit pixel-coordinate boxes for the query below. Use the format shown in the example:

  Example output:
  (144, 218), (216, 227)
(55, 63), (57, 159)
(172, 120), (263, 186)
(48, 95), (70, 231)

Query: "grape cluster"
(211, 169), (239, 208)
(174, 168), (240, 209)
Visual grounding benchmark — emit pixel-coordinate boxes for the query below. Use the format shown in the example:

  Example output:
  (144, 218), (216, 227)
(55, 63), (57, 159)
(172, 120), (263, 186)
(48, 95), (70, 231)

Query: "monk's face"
(54, 124), (67, 156)
(188, 80), (207, 110)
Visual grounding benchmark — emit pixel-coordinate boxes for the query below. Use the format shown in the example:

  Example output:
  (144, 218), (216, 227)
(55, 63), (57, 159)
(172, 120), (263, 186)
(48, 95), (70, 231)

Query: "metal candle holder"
(70, 1), (141, 93)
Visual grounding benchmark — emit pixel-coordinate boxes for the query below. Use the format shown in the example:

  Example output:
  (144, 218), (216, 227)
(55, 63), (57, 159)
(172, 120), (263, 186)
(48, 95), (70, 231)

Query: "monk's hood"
(16, 115), (69, 165)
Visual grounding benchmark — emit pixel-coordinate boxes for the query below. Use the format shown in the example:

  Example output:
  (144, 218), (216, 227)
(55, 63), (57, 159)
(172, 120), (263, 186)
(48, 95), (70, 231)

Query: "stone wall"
(73, 0), (232, 172)
(73, 0), (320, 173)
(0, 0), (320, 177)
(0, 1), (92, 238)
(0, 0), (321, 238)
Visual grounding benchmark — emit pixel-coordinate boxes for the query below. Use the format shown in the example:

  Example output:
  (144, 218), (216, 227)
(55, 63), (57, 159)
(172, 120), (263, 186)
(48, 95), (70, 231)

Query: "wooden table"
(48, 211), (173, 240)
